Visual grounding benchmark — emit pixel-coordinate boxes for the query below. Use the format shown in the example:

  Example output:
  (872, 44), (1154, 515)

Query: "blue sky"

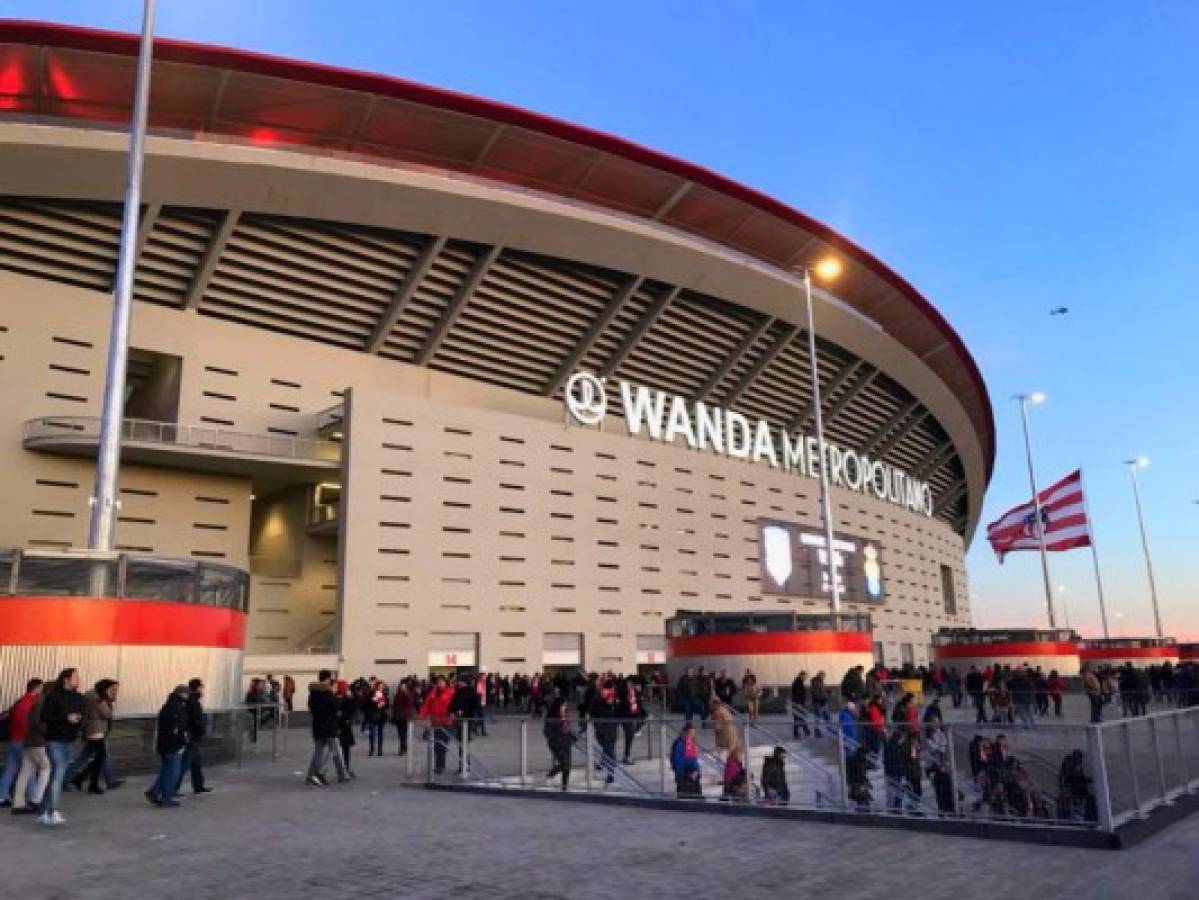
(5, 1), (1196, 639)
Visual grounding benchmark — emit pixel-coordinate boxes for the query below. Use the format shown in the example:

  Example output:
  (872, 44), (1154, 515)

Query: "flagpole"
(1015, 393), (1056, 628)
(1078, 468), (1109, 638)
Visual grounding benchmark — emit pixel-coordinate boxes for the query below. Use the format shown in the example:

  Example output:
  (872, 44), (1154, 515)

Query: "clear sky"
(5, 1), (1196, 639)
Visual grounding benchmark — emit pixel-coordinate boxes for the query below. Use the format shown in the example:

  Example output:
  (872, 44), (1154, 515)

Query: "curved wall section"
(0, 644), (243, 713)
(933, 642), (1082, 677)
(666, 631), (874, 686)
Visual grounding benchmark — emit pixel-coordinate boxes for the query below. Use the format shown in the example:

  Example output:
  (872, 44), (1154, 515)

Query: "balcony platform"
(24, 416), (340, 482)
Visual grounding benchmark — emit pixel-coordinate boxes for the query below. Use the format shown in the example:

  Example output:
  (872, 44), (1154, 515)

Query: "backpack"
(669, 736), (684, 772)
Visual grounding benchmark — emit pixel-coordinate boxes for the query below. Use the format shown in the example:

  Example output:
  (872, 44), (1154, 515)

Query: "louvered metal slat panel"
(198, 298), (368, 349)
(133, 208), (221, 308)
(0, 199), (121, 291)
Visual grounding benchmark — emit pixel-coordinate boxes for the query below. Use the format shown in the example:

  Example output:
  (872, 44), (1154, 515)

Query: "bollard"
(659, 722), (667, 796)
(426, 724), (434, 783)
(520, 720), (528, 788)
(406, 720), (415, 779)
(1149, 716), (1169, 803)
(1174, 713), (1190, 792)
(946, 725), (961, 816)
(1122, 721), (1141, 815)
(1087, 724), (1114, 831)
(836, 729), (848, 809)
(585, 723), (594, 792)
(462, 721), (470, 780)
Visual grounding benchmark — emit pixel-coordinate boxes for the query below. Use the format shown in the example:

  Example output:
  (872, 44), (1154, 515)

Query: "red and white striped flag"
(986, 469), (1091, 562)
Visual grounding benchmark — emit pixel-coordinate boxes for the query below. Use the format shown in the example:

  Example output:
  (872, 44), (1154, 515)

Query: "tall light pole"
(1014, 392), (1055, 628)
(1124, 456), (1163, 639)
(796, 258), (843, 615)
(88, 0), (158, 551)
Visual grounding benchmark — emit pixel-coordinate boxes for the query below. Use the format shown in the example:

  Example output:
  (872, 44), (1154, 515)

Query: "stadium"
(0, 20), (994, 710)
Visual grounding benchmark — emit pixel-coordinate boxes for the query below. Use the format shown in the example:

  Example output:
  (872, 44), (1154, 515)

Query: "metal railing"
(399, 706), (1199, 833)
(23, 416), (341, 463)
(0, 548), (249, 611)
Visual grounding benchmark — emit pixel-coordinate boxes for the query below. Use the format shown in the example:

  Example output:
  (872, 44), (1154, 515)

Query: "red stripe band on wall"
(1079, 646), (1179, 660)
(668, 632), (872, 658)
(934, 642), (1079, 659)
(0, 597), (246, 649)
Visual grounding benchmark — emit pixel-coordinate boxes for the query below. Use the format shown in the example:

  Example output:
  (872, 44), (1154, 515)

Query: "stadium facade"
(0, 21), (994, 705)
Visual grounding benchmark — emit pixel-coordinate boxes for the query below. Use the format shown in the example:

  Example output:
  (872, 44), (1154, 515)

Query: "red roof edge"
(0, 18), (994, 482)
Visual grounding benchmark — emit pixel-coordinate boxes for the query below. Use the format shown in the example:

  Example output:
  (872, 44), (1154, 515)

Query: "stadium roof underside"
(0, 20), (994, 541)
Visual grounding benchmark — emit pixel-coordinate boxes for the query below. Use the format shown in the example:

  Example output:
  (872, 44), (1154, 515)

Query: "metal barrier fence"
(0, 547), (249, 611)
(403, 705), (1199, 833)
(0, 703), (287, 780)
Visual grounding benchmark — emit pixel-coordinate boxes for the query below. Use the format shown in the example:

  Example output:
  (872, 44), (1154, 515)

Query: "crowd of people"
(0, 668), (211, 827)
(6, 657), (1193, 828)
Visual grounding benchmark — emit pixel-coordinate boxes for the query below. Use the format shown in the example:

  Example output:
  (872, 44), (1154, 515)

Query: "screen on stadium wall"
(757, 518), (885, 604)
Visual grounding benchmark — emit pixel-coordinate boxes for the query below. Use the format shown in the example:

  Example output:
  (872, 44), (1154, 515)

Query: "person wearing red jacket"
(0, 678), (43, 808)
(1047, 670), (1066, 719)
(418, 677), (455, 774)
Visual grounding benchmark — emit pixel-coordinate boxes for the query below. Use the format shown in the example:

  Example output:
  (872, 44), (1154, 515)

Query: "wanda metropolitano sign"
(564, 372), (935, 518)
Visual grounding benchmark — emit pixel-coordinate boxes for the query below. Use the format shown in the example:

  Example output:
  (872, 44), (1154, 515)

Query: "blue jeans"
(40, 741), (75, 815)
(0, 740), (27, 801)
(367, 720), (384, 754)
(151, 750), (184, 801)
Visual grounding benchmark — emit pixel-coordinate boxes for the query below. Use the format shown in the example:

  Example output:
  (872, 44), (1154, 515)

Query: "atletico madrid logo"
(1021, 507), (1050, 539)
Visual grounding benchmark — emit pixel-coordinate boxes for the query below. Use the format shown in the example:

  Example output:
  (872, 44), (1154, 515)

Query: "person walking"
(790, 671), (810, 739)
(1, 678), (43, 809)
(810, 671), (830, 737)
(1047, 669), (1065, 718)
(38, 667), (85, 826)
(306, 669), (348, 787)
(334, 680), (357, 777)
(174, 678), (212, 796)
(1083, 665), (1104, 724)
(69, 678), (118, 794)
(616, 676), (646, 765)
(418, 677), (455, 775)
(675, 667), (696, 725)
(391, 680), (414, 757)
(282, 675), (296, 712)
(589, 680), (619, 784)
(965, 666), (987, 723)
(145, 685), (189, 808)
(364, 679), (388, 756)
(543, 696), (573, 790)
(761, 746), (790, 805)
(670, 722), (702, 799)
(741, 669), (760, 722)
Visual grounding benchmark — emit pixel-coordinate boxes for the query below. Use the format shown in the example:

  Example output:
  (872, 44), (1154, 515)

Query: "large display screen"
(757, 518), (885, 604)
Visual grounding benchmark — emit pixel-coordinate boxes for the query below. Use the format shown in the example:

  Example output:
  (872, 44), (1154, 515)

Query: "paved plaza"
(1, 748), (1195, 900)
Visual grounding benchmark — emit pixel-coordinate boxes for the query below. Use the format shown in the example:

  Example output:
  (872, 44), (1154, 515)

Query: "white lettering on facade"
(583, 373), (936, 517)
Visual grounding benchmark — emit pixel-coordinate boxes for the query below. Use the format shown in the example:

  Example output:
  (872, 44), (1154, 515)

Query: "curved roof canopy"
(0, 20), (995, 509)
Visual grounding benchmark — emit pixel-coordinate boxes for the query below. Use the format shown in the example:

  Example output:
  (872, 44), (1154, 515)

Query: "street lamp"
(1013, 392), (1055, 628)
(88, 0), (158, 551)
(1123, 456), (1163, 639)
(794, 257), (842, 614)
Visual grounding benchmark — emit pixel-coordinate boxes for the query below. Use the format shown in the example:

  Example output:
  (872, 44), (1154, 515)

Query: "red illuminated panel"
(218, 71), (365, 136)
(0, 43), (36, 111)
(668, 631), (872, 657)
(934, 642), (1080, 659)
(0, 597), (246, 649)
(479, 126), (598, 190)
(356, 98), (494, 167)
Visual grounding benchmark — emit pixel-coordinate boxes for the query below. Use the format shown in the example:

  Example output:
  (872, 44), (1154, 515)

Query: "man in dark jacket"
(174, 678), (212, 796)
(615, 676), (646, 765)
(965, 666), (987, 723)
(38, 667), (85, 826)
(306, 670), (348, 787)
(790, 671), (810, 738)
(589, 680), (619, 784)
(146, 685), (190, 808)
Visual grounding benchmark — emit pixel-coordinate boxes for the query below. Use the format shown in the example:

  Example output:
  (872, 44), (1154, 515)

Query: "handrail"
(23, 416), (341, 463)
